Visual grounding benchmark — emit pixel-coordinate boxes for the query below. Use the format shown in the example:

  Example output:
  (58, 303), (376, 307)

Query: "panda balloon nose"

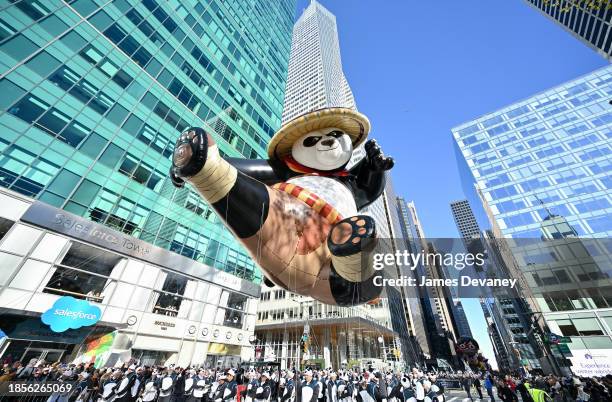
(321, 138), (336, 147)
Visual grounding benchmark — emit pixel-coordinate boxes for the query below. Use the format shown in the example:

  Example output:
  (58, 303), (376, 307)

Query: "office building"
(480, 298), (512, 371)
(381, 175), (427, 367)
(524, 0), (611, 61)
(451, 300), (473, 339)
(281, 0), (355, 123)
(450, 200), (481, 242)
(453, 66), (611, 240)
(253, 288), (401, 370)
(0, 188), (260, 367)
(450, 197), (546, 371)
(0, 0), (296, 365)
(396, 197), (460, 368)
(452, 65), (612, 374)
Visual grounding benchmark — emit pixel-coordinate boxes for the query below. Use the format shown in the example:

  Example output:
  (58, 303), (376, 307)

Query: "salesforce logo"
(41, 296), (101, 333)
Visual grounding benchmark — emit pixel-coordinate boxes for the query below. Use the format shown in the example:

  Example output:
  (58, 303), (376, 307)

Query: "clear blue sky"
(294, 0), (607, 368)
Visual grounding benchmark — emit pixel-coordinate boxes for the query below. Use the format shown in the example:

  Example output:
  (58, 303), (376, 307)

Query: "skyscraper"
(452, 65), (612, 373)
(451, 300), (473, 339)
(281, 0), (355, 123)
(396, 197), (461, 367)
(453, 66), (611, 239)
(449, 200), (541, 370)
(480, 298), (512, 371)
(524, 0), (611, 61)
(0, 0), (295, 281)
(253, 0), (415, 370)
(450, 199), (481, 241)
(0, 0), (295, 367)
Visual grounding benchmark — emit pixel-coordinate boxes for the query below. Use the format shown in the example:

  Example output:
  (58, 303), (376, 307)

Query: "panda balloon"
(170, 108), (393, 306)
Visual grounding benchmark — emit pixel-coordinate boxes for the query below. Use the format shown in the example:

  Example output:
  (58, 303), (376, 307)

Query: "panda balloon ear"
(263, 277), (275, 287)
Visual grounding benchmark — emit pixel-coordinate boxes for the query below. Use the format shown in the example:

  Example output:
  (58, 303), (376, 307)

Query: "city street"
(0, 0), (611, 401)
(443, 389), (501, 402)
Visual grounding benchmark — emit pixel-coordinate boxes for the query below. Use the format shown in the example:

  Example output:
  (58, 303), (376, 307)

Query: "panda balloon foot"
(327, 215), (377, 283)
(328, 215), (376, 256)
(170, 127), (210, 187)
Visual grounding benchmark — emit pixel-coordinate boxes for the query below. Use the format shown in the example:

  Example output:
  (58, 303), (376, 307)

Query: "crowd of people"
(1, 358), (611, 402)
(445, 371), (612, 402)
(0, 362), (446, 402)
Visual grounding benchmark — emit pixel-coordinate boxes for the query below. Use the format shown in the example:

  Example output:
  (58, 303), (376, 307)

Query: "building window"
(223, 309), (244, 329)
(227, 292), (247, 310)
(151, 272), (187, 316)
(0, 217), (14, 241)
(44, 242), (121, 301)
(557, 317), (604, 337)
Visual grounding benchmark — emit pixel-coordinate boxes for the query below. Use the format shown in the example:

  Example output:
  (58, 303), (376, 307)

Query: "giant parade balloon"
(169, 108), (394, 306)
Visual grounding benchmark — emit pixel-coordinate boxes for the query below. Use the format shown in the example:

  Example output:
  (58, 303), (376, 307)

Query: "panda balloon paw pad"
(328, 215), (376, 257)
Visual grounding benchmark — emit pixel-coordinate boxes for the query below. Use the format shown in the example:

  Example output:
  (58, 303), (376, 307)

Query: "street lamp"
(378, 336), (387, 366)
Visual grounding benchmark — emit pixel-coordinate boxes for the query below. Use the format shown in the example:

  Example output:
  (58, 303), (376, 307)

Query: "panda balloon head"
(291, 128), (353, 171)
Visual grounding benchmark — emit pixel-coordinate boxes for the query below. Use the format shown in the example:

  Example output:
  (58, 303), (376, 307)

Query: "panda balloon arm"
(348, 139), (395, 210)
(226, 158), (291, 185)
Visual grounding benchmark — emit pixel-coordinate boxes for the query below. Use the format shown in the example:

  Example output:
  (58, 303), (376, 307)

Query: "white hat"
(227, 369), (236, 376)
(304, 370), (313, 376)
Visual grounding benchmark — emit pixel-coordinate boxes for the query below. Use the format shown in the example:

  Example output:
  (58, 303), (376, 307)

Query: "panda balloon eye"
(303, 136), (322, 147)
(327, 130), (344, 138)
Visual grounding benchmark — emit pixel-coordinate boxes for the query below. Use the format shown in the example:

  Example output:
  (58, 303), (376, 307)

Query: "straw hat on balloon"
(267, 107), (370, 161)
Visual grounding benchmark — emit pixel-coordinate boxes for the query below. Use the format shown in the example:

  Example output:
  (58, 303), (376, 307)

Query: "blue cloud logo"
(41, 296), (101, 333)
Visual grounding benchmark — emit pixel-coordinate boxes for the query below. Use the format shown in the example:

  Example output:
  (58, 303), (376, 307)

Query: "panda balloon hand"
(364, 139), (394, 171)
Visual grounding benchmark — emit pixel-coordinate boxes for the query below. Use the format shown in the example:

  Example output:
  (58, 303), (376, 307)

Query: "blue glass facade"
(0, 0), (296, 282)
(453, 66), (612, 366)
(452, 65), (611, 239)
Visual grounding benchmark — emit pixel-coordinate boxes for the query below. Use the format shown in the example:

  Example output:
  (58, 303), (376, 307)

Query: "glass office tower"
(0, 0), (296, 282)
(453, 66), (612, 375)
(453, 66), (611, 239)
